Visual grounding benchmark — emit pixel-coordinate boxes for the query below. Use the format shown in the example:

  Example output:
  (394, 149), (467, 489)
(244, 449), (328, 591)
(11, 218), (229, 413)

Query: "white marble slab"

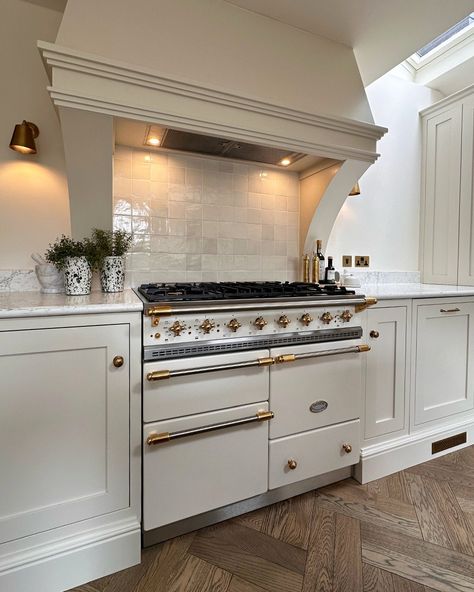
(0, 289), (143, 319)
(348, 270), (421, 284)
(359, 283), (474, 300)
(0, 270), (40, 292)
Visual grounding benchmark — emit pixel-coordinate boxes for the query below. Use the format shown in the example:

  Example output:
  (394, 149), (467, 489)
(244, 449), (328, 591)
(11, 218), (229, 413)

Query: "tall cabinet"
(420, 86), (474, 285)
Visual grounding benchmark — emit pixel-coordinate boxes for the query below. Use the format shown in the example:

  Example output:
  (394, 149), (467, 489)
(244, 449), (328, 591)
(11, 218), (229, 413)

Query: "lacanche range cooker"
(135, 281), (377, 544)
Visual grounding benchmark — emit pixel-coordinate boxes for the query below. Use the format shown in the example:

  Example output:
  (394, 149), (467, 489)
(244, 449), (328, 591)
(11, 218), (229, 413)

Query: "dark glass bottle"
(324, 256), (336, 284)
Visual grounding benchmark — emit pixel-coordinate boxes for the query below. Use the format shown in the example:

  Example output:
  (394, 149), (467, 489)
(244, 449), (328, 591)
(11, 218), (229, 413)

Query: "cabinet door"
(414, 302), (474, 425)
(0, 324), (130, 543)
(422, 104), (462, 284)
(458, 95), (474, 285)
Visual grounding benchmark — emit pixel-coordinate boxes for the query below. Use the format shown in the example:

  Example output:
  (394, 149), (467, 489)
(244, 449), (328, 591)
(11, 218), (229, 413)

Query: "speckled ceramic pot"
(100, 256), (125, 293)
(63, 256), (92, 295)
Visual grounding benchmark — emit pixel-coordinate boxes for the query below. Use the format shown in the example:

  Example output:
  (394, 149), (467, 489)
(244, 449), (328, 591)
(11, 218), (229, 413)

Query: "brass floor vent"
(431, 432), (467, 454)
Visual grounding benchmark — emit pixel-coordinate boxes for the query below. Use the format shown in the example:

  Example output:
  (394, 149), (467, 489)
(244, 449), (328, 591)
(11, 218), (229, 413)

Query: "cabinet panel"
(0, 324), (130, 543)
(414, 302), (474, 425)
(422, 104), (462, 284)
(365, 307), (407, 439)
(458, 95), (474, 285)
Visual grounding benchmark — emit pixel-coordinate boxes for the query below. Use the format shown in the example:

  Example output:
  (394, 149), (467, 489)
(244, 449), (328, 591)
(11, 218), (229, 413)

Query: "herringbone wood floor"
(71, 446), (474, 592)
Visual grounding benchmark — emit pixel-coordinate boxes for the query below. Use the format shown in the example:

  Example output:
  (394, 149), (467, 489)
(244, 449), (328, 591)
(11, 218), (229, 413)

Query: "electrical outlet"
(342, 255), (352, 267)
(355, 255), (370, 267)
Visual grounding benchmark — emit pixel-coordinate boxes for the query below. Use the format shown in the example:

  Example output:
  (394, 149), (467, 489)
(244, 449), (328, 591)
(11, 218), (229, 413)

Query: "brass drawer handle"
(113, 355), (124, 368)
(146, 410), (274, 445)
(370, 330), (379, 339)
(440, 308), (460, 313)
(146, 356), (274, 381)
(287, 459), (298, 470)
(342, 443), (353, 454)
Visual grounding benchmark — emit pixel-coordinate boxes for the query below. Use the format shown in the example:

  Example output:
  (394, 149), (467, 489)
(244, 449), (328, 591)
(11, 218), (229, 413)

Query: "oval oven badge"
(310, 400), (328, 413)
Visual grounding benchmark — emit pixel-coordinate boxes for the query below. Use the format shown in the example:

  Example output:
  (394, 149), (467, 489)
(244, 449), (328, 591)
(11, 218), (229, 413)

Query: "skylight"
(417, 12), (474, 57)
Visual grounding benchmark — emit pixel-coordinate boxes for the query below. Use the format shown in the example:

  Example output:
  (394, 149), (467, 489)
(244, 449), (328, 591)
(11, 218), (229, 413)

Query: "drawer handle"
(440, 308), (460, 313)
(370, 330), (379, 339)
(287, 459), (298, 470)
(113, 355), (125, 368)
(342, 443), (353, 454)
(147, 356), (274, 381)
(275, 344), (370, 364)
(146, 410), (274, 446)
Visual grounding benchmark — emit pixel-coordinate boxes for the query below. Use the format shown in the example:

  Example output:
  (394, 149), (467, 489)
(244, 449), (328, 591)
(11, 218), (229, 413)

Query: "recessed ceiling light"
(280, 158), (291, 166)
(144, 125), (163, 148)
(147, 137), (160, 146)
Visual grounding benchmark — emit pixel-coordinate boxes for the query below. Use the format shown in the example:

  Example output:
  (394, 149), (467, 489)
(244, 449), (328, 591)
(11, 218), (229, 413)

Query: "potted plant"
(92, 228), (132, 293)
(45, 235), (93, 295)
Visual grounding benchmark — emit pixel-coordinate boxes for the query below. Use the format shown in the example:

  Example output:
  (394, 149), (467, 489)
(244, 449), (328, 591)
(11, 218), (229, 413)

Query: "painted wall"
(114, 146), (299, 284)
(0, 0), (69, 270)
(326, 67), (443, 272)
(56, 0), (373, 124)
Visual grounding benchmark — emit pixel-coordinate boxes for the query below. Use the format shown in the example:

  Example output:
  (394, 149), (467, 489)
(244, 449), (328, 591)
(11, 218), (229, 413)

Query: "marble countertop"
(358, 283), (474, 300)
(0, 289), (143, 319)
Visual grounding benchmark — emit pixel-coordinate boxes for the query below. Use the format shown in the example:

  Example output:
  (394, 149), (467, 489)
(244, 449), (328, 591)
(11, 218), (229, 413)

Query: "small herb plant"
(45, 235), (87, 270)
(92, 229), (132, 264)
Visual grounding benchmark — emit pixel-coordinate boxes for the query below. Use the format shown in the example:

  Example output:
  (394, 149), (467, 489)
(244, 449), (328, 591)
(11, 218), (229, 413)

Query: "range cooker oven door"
(269, 339), (366, 439)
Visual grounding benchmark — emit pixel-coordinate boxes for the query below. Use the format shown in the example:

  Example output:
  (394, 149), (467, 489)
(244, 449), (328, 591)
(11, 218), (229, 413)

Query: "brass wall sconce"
(9, 121), (40, 154)
(349, 182), (360, 196)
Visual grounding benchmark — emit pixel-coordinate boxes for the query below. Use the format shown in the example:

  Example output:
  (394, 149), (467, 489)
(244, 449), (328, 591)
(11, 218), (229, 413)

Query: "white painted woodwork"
(364, 306), (407, 440)
(0, 324), (130, 543)
(413, 301), (474, 425)
(269, 341), (363, 439)
(421, 103), (462, 284)
(458, 93), (474, 285)
(143, 402), (269, 530)
(269, 419), (360, 490)
(144, 350), (270, 422)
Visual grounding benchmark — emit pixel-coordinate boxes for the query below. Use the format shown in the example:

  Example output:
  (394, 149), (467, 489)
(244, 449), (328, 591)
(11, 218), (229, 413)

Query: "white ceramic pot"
(63, 256), (92, 295)
(100, 256), (125, 293)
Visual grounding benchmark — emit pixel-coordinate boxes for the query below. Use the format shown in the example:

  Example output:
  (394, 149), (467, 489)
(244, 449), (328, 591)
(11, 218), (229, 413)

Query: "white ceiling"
(224, 0), (474, 85)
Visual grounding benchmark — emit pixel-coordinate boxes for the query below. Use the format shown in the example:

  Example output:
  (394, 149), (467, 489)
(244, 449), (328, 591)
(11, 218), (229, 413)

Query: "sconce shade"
(349, 182), (360, 196)
(9, 121), (39, 154)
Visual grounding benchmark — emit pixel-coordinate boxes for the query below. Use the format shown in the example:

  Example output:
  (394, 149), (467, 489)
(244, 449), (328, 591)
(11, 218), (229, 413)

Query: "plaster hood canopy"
(115, 118), (337, 174)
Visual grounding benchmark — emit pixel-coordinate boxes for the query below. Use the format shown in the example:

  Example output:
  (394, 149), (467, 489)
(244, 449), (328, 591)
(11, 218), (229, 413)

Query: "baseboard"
(355, 418), (474, 483)
(0, 519), (141, 592)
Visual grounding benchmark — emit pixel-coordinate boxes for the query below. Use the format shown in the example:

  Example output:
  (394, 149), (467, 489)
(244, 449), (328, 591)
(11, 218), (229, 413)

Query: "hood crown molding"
(39, 41), (386, 164)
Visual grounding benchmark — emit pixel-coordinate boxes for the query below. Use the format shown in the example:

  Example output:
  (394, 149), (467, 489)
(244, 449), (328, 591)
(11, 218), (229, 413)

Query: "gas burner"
(137, 281), (356, 302)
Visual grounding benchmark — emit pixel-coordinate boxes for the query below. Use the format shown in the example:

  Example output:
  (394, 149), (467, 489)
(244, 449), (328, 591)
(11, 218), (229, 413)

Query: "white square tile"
(113, 215), (132, 233)
(261, 225), (274, 240)
(186, 220), (202, 237)
(114, 158), (132, 178)
(275, 195), (288, 211)
(114, 198), (132, 216)
(169, 167), (185, 184)
(150, 163), (168, 183)
(202, 255), (218, 271)
(186, 254), (202, 271)
(168, 202), (185, 219)
(202, 238), (218, 254)
(203, 221), (218, 237)
(217, 238), (233, 254)
(114, 177), (132, 198)
(185, 204), (203, 220)
(132, 162), (151, 180)
(186, 168), (203, 187)
(233, 239), (248, 255)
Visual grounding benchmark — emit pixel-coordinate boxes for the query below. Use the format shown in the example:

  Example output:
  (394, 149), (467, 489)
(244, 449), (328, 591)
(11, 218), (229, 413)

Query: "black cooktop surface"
(138, 281), (356, 302)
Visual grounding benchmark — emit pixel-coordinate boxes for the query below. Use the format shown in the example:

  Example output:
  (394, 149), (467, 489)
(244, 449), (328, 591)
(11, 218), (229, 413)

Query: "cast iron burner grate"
(138, 281), (356, 302)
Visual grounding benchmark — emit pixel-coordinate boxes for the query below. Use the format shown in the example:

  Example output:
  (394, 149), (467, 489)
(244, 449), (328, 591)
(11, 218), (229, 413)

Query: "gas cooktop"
(138, 281), (356, 302)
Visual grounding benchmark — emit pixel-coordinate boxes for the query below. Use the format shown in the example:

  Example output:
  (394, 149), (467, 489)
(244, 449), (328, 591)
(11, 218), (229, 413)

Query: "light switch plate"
(342, 255), (352, 267)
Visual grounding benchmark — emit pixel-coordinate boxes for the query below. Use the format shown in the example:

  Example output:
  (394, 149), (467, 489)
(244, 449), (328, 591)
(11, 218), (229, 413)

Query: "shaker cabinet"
(421, 87), (474, 285)
(363, 305), (407, 441)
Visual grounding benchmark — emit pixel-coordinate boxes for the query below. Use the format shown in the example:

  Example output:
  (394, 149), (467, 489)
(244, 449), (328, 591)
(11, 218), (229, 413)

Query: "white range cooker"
(136, 281), (376, 545)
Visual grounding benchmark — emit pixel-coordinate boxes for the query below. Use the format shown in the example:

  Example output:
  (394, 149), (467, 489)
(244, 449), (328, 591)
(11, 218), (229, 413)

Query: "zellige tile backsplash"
(113, 145), (300, 285)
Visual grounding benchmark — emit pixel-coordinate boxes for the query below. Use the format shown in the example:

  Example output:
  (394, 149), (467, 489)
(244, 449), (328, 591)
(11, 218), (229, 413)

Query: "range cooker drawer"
(143, 402), (270, 530)
(269, 419), (360, 489)
(269, 341), (364, 438)
(143, 349), (270, 422)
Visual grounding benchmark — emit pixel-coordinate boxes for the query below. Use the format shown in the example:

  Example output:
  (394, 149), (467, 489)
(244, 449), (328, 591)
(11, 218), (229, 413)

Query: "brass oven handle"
(274, 344), (370, 364)
(146, 356), (274, 381)
(440, 308), (460, 313)
(146, 410), (274, 445)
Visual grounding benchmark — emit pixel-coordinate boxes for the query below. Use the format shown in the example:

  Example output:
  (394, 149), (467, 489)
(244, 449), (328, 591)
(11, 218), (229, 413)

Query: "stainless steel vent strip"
(146, 410), (274, 445)
(147, 356), (274, 381)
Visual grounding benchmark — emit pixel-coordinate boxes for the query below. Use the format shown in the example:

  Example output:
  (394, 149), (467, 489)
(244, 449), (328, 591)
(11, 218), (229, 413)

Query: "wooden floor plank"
(363, 563), (394, 591)
(391, 573), (434, 591)
(302, 507), (335, 592)
(260, 492), (314, 550)
(406, 462), (474, 490)
(333, 513), (363, 592)
(227, 576), (268, 592)
(165, 553), (232, 592)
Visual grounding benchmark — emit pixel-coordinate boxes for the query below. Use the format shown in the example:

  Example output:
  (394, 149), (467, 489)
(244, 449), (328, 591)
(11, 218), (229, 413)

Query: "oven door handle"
(274, 344), (370, 364)
(146, 410), (274, 445)
(146, 356), (275, 381)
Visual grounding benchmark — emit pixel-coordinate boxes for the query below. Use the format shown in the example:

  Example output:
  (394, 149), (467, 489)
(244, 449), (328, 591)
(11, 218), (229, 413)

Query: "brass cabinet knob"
(342, 443), (352, 454)
(300, 313), (313, 326)
(370, 330), (380, 339)
(320, 312), (333, 325)
(340, 310), (353, 323)
(113, 355), (124, 368)
(169, 321), (186, 336)
(288, 459), (298, 470)
(254, 316), (267, 330)
(200, 319), (215, 334)
(278, 315), (291, 328)
(227, 318), (242, 333)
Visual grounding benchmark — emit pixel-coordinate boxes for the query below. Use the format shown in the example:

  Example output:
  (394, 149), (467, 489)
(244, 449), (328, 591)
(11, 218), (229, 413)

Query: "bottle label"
(319, 261), (325, 279)
(327, 269), (336, 281)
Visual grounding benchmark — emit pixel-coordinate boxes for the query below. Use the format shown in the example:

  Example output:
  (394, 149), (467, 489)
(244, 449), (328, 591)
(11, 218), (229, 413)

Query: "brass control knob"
(227, 318), (242, 333)
(342, 443), (352, 454)
(254, 316), (267, 330)
(370, 330), (380, 339)
(200, 319), (215, 334)
(288, 459), (298, 470)
(169, 321), (186, 336)
(278, 315), (291, 328)
(320, 312), (333, 325)
(340, 310), (353, 323)
(300, 313), (313, 327)
(113, 355), (124, 368)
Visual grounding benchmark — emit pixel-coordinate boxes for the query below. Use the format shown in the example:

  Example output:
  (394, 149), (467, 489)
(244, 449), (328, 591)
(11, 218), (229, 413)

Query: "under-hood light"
(144, 125), (164, 148)
(280, 158), (291, 166)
